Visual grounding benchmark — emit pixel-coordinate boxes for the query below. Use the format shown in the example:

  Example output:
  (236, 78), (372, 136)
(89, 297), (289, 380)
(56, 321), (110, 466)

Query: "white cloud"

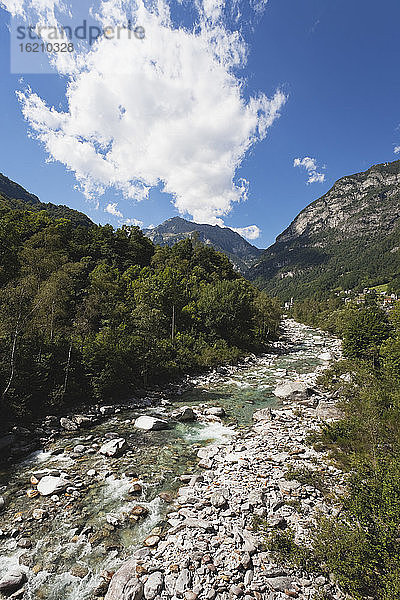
(12, 0), (286, 225)
(0, 0), (66, 20)
(394, 146), (400, 155)
(125, 217), (143, 227)
(105, 202), (123, 218)
(293, 156), (326, 184)
(231, 224), (261, 240)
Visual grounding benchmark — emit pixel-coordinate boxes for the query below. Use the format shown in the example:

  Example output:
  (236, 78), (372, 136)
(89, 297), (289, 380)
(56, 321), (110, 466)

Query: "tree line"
(0, 204), (281, 424)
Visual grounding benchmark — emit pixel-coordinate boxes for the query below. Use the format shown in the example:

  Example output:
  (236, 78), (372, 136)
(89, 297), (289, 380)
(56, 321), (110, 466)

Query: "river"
(0, 320), (339, 600)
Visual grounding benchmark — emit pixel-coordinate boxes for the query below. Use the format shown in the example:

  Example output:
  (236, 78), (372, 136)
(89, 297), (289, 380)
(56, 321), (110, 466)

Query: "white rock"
(99, 438), (127, 457)
(274, 381), (312, 400)
(134, 416), (169, 431)
(205, 406), (226, 417)
(144, 571), (164, 600)
(37, 475), (68, 496)
(0, 568), (26, 594)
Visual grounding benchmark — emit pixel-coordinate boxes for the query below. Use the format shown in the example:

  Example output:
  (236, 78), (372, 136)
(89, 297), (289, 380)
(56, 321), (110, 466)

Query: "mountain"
(0, 173), (93, 227)
(249, 159), (400, 299)
(143, 216), (262, 272)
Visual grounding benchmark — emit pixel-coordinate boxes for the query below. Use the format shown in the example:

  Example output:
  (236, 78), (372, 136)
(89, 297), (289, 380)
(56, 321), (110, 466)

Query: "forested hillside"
(250, 160), (400, 299)
(0, 173), (93, 227)
(0, 203), (280, 425)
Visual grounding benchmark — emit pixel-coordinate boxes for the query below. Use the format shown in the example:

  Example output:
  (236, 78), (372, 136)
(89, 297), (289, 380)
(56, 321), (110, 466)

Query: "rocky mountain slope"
(0, 173), (93, 227)
(249, 159), (400, 299)
(144, 217), (262, 272)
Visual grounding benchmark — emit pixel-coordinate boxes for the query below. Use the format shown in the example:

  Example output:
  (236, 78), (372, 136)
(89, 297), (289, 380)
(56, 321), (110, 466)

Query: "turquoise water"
(0, 321), (336, 599)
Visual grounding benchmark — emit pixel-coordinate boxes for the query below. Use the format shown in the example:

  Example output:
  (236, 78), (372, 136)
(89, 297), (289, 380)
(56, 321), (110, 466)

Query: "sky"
(0, 0), (399, 248)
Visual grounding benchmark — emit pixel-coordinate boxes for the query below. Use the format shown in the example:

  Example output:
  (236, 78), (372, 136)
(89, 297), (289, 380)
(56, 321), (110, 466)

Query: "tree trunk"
(2, 312), (20, 401)
(63, 340), (73, 396)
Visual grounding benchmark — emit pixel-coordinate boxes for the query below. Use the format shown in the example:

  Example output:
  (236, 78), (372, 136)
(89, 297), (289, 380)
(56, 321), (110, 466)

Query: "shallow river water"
(0, 321), (338, 599)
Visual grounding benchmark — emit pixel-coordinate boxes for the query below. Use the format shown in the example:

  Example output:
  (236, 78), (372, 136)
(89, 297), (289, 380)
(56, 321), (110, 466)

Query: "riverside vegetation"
(270, 296), (400, 600)
(0, 203), (280, 426)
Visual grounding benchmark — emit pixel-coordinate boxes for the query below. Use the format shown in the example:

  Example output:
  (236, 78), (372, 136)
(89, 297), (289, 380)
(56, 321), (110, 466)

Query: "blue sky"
(0, 0), (399, 248)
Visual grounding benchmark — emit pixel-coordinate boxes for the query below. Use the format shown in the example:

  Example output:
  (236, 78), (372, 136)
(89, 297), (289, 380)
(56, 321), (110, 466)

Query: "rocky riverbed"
(0, 320), (343, 600)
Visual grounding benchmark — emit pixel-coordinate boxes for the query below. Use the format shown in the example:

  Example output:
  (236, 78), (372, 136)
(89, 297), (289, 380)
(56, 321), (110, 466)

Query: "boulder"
(60, 417), (79, 431)
(37, 475), (68, 496)
(210, 491), (227, 508)
(174, 407), (196, 422)
(252, 408), (274, 422)
(144, 571), (164, 600)
(273, 381), (312, 401)
(100, 438), (127, 457)
(134, 416), (169, 431)
(0, 568), (27, 595)
(316, 400), (340, 422)
(205, 406), (226, 417)
(128, 483), (143, 495)
(105, 559), (143, 600)
(175, 568), (191, 596)
(32, 508), (47, 520)
(144, 535), (160, 547)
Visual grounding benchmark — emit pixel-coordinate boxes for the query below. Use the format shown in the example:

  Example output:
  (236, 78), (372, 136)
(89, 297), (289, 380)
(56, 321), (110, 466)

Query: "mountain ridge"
(143, 216), (263, 272)
(249, 159), (400, 299)
(0, 173), (93, 227)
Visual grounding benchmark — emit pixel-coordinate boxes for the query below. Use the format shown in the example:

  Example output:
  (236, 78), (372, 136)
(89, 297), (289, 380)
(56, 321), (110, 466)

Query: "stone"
(18, 553), (34, 568)
(134, 416), (170, 431)
(159, 492), (174, 503)
(105, 558), (143, 600)
(144, 535), (160, 547)
(0, 568), (27, 595)
(100, 438), (127, 457)
(129, 483), (143, 495)
(316, 400), (340, 422)
(183, 517), (214, 531)
(71, 564), (89, 578)
(174, 407), (196, 422)
(273, 381), (312, 401)
(60, 417), (79, 431)
(144, 571), (164, 600)
(32, 509), (46, 522)
(253, 408), (274, 422)
(73, 444), (85, 454)
(230, 585), (244, 597)
(0, 496), (4, 511)
(129, 505), (149, 519)
(278, 480), (302, 496)
(205, 406), (226, 417)
(175, 568), (191, 596)
(265, 577), (295, 593)
(17, 537), (32, 549)
(210, 491), (227, 508)
(37, 475), (68, 496)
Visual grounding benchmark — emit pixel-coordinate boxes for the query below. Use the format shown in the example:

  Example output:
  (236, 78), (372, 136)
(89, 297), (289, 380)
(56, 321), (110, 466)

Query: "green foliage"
(287, 296), (400, 599)
(342, 304), (392, 361)
(284, 466), (328, 495)
(0, 204), (281, 424)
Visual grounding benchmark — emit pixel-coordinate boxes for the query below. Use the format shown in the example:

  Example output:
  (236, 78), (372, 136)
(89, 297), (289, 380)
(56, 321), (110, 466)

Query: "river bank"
(103, 321), (345, 600)
(0, 320), (343, 600)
